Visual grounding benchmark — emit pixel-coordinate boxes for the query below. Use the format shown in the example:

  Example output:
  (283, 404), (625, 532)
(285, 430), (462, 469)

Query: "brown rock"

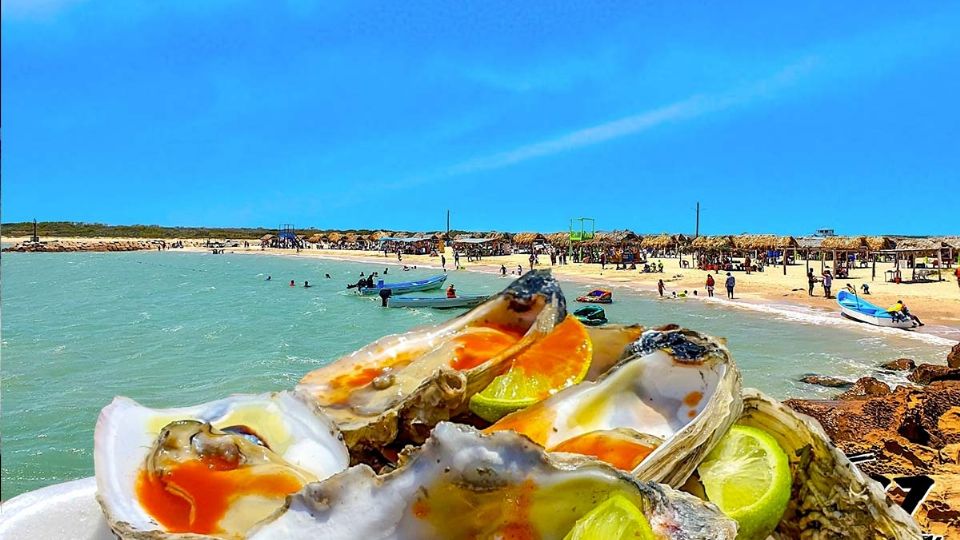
(881, 358), (916, 371)
(799, 374), (852, 388)
(837, 377), (891, 400)
(949, 343), (960, 369)
(908, 364), (960, 385)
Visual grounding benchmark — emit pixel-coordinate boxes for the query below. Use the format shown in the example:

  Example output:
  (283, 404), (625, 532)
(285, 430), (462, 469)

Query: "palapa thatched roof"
(326, 232), (342, 242)
(485, 231), (509, 241)
(938, 236), (960, 249)
(369, 231), (391, 241)
(732, 235), (797, 250)
(590, 230), (639, 245)
(343, 233), (358, 243)
(690, 235), (734, 250)
(546, 232), (570, 246)
(640, 234), (674, 249)
(820, 236), (894, 251)
(260, 234), (274, 241)
(890, 238), (943, 251)
(306, 234), (322, 243)
(392, 232), (409, 239)
(512, 232), (545, 245)
(865, 236), (895, 251)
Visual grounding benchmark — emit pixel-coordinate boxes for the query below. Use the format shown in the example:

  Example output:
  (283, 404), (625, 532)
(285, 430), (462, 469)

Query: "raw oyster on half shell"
(94, 392), (349, 539)
(248, 422), (737, 540)
(298, 270), (566, 452)
(486, 325), (742, 487)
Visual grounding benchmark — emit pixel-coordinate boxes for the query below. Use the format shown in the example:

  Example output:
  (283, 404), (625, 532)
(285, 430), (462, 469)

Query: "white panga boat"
(386, 294), (488, 309)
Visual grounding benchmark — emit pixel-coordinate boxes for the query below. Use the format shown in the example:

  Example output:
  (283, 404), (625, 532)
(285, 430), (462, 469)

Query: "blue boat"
(836, 290), (913, 329)
(358, 274), (448, 296)
(386, 294), (488, 309)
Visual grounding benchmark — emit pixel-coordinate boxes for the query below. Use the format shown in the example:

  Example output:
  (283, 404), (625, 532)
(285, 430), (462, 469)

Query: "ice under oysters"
(487, 325), (742, 487)
(298, 270), (566, 452)
(94, 392), (349, 539)
(248, 423), (737, 540)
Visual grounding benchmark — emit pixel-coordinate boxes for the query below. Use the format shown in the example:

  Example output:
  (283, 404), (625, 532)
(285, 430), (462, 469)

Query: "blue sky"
(3, 1), (959, 235)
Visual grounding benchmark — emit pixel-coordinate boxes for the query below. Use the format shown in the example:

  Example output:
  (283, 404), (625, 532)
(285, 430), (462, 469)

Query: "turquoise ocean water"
(1, 251), (952, 499)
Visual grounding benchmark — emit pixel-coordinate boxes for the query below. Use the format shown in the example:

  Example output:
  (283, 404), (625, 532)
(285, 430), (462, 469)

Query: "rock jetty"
(2, 240), (157, 253)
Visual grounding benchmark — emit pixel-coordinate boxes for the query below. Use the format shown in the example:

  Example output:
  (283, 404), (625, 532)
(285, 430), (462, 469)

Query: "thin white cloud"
(442, 57), (816, 177)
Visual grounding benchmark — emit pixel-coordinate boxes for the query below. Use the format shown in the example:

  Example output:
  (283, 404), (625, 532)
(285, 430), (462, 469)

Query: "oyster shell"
(248, 422), (737, 539)
(298, 270), (566, 452)
(736, 389), (922, 540)
(487, 325), (742, 486)
(94, 392), (349, 539)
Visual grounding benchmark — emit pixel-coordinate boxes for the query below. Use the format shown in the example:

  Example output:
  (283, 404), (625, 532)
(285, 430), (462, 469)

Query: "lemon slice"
(563, 494), (655, 540)
(697, 424), (792, 540)
(469, 316), (592, 422)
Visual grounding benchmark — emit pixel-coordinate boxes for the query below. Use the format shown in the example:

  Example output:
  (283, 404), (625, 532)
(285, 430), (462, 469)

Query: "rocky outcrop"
(908, 364), (960, 385)
(837, 377), (891, 400)
(2, 240), (156, 253)
(799, 374), (852, 388)
(787, 381), (960, 538)
(949, 343), (960, 369)
(881, 358), (916, 371)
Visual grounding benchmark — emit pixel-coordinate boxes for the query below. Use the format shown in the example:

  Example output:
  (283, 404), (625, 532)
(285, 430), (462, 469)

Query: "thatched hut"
(512, 232), (546, 246)
(690, 235), (734, 251)
(546, 232), (570, 248)
(260, 234), (274, 242)
(876, 238), (949, 282)
(326, 232), (342, 243)
(731, 235), (797, 251)
(640, 234), (674, 250)
(306, 234), (322, 244)
(369, 231), (391, 241)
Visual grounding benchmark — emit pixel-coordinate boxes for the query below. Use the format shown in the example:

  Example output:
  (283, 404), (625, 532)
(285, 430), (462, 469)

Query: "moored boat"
(576, 289), (612, 304)
(357, 274), (447, 295)
(836, 290), (913, 329)
(386, 294), (489, 309)
(573, 305), (607, 326)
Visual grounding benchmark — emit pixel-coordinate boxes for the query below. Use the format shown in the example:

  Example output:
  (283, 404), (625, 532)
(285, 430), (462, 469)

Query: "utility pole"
(446, 209), (450, 238)
(695, 202), (700, 238)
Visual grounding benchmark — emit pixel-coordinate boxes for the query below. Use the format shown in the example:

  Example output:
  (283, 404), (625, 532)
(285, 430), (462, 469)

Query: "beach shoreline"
(4, 235), (958, 341)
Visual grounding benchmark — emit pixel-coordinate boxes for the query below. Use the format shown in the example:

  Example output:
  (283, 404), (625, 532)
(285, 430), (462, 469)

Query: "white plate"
(0, 478), (114, 539)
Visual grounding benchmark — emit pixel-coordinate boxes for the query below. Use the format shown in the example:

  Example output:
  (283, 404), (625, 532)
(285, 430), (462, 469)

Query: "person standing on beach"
(517, 264), (523, 275)
(500, 264), (507, 277)
(657, 279), (665, 297)
(807, 268), (816, 296)
(441, 254), (446, 272)
(955, 266), (960, 289)
(454, 250), (460, 269)
(529, 253), (535, 270)
(705, 274), (715, 297)
(744, 255), (751, 274)
(725, 272), (735, 299)
(822, 270), (833, 298)
(600, 253), (606, 270)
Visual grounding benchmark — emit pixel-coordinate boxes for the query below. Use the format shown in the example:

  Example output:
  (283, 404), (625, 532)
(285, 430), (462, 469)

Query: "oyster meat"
(248, 422), (737, 539)
(94, 391), (349, 539)
(298, 270), (566, 451)
(487, 326), (742, 486)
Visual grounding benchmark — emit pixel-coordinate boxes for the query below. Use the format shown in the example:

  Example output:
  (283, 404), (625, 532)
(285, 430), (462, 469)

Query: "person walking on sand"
(821, 269), (833, 298)
(725, 272), (735, 299)
(807, 268), (816, 296)
(705, 274), (715, 297)
(529, 253), (535, 271)
(657, 279), (665, 297)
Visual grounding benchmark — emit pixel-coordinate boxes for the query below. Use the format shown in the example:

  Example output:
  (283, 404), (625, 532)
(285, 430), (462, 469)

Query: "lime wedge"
(563, 494), (655, 540)
(697, 424), (792, 540)
(469, 316), (591, 423)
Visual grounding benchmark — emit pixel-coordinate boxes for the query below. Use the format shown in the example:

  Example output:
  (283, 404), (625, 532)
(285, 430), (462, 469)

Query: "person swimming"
(325, 273), (331, 279)
(266, 275), (271, 281)
(289, 280), (295, 287)
(446, 284), (457, 298)
(304, 281), (311, 288)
